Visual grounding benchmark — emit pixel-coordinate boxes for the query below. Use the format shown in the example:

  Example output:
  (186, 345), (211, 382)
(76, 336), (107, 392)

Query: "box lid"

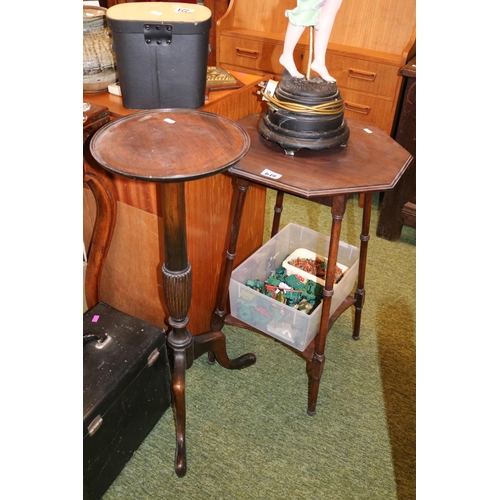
(107, 2), (211, 34)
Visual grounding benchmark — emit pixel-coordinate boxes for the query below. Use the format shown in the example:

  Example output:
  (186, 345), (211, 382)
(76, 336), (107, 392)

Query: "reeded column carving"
(162, 264), (192, 323)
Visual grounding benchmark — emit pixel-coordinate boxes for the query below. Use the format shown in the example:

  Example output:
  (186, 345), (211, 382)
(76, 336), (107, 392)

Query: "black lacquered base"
(258, 70), (350, 155)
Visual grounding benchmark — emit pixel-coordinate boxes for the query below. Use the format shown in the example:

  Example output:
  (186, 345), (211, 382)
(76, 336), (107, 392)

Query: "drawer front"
(328, 55), (400, 98)
(339, 89), (395, 134)
(219, 35), (308, 75)
(220, 35), (400, 100)
(218, 34), (397, 133)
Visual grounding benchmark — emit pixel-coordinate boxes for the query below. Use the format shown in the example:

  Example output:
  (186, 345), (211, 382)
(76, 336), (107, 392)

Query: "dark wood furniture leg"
(353, 191), (372, 340)
(83, 140), (117, 310)
(271, 190), (285, 237)
(306, 194), (348, 415)
(161, 181), (255, 478)
(267, 190), (354, 413)
(211, 178), (251, 333)
(160, 182), (192, 479)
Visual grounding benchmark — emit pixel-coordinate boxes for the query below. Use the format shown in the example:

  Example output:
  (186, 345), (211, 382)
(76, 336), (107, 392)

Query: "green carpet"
(103, 192), (416, 500)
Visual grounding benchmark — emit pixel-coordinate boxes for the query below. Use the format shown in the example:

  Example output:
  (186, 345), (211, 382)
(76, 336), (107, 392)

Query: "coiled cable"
(261, 90), (345, 116)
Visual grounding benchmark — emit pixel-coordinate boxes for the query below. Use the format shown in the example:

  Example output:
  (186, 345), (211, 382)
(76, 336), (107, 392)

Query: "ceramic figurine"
(279, 0), (343, 82)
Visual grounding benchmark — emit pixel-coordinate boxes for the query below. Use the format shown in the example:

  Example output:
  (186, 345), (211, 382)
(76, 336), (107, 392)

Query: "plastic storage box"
(106, 2), (212, 109)
(229, 223), (359, 351)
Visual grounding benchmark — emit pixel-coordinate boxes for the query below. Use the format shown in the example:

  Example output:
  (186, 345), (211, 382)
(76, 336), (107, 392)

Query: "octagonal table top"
(229, 114), (413, 198)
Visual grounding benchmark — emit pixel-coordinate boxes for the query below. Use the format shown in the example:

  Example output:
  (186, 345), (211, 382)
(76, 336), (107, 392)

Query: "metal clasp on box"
(144, 24), (173, 45)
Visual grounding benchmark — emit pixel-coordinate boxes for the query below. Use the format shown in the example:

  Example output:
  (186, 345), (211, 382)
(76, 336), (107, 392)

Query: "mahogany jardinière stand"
(90, 108), (257, 478)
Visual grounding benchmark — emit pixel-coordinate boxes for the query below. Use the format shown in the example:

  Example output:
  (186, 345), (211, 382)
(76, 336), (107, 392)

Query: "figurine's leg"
(279, 23), (306, 78)
(310, 0), (343, 82)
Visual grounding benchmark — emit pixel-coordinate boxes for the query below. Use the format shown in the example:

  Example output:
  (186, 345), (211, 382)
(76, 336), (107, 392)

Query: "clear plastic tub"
(229, 223), (359, 351)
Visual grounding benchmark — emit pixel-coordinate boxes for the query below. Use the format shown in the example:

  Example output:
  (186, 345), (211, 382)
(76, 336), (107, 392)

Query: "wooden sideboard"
(83, 71), (269, 334)
(216, 0), (415, 134)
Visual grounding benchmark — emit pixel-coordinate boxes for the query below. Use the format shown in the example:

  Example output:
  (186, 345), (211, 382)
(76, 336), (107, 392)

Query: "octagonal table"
(210, 113), (413, 416)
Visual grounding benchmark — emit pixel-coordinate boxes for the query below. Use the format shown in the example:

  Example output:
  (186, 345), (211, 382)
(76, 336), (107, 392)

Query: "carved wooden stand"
(90, 109), (256, 477)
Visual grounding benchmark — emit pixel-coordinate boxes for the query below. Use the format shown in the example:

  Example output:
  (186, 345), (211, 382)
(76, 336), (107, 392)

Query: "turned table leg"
(271, 190), (285, 238)
(160, 182), (194, 477)
(211, 178), (251, 334)
(353, 191), (372, 341)
(307, 194), (348, 416)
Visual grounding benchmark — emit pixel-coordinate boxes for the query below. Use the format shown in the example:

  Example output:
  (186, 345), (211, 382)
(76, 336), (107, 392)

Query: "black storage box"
(106, 2), (212, 109)
(83, 302), (171, 500)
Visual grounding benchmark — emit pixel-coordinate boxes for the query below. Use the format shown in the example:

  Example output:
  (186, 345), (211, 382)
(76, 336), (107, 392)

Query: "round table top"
(90, 109), (250, 182)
